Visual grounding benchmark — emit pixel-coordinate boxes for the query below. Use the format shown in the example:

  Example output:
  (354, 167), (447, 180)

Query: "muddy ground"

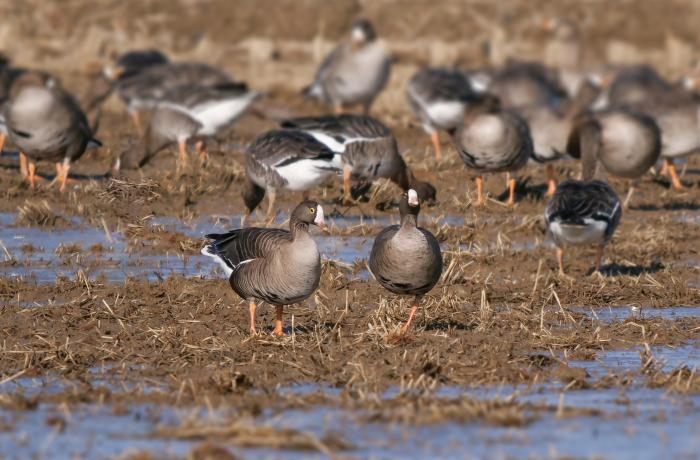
(1, 1), (700, 459)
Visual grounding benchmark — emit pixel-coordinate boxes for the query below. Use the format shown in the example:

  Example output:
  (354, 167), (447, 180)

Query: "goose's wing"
(408, 68), (474, 103)
(280, 114), (390, 152)
(249, 129), (337, 166)
(546, 180), (621, 233)
(202, 228), (290, 274)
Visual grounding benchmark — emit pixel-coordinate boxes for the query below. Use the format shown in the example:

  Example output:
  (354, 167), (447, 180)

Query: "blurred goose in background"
(202, 200), (326, 336)
(518, 78), (602, 195)
(243, 129), (340, 222)
(4, 71), (100, 191)
(545, 124), (621, 277)
(567, 106), (661, 206)
(606, 64), (675, 107)
(487, 60), (568, 109)
(303, 19), (391, 114)
(450, 94), (533, 206)
(369, 189), (442, 335)
(542, 17), (584, 95)
(88, 58), (232, 137)
(280, 114), (436, 205)
(406, 67), (475, 161)
(105, 49), (170, 80)
(125, 82), (260, 170)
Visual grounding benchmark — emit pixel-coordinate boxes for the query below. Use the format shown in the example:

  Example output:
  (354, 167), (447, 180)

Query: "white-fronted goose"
(149, 82), (259, 169)
(406, 67), (475, 161)
(518, 79), (601, 195)
(243, 129), (340, 221)
(280, 114), (436, 205)
(303, 19), (391, 114)
(606, 65), (674, 107)
(202, 200), (326, 336)
(488, 60), (567, 109)
(567, 107), (661, 206)
(450, 94), (533, 206)
(369, 189), (442, 334)
(545, 129), (622, 276)
(4, 71), (100, 191)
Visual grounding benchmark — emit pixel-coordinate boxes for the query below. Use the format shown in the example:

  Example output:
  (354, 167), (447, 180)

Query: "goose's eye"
(308, 207), (315, 213)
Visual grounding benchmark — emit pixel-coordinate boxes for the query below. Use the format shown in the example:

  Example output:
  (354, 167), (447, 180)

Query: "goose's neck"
(290, 219), (310, 240)
(400, 213), (418, 229)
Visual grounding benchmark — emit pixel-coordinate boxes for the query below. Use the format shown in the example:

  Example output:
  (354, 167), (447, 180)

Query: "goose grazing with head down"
(202, 201), (326, 336)
(567, 106), (661, 207)
(406, 67), (475, 161)
(369, 189), (442, 335)
(4, 71), (100, 191)
(303, 18), (391, 114)
(450, 94), (533, 206)
(120, 82), (260, 170)
(280, 114), (436, 205)
(545, 126), (621, 277)
(243, 129), (340, 222)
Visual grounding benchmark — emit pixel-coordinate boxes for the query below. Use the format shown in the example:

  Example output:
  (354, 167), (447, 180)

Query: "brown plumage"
(202, 201), (327, 336)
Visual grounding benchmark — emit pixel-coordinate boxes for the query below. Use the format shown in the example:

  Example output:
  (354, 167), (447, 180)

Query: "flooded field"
(1, 0), (700, 458)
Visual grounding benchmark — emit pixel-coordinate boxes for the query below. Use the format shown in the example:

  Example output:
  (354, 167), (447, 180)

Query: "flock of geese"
(1, 18), (699, 335)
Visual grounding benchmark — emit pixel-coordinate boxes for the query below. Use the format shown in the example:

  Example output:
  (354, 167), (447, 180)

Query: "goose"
(243, 129), (340, 222)
(88, 60), (232, 136)
(369, 189), (442, 334)
(4, 71), (100, 191)
(280, 114), (436, 205)
(450, 94), (533, 206)
(406, 67), (475, 161)
(542, 18), (584, 96)
(545, 124), (622, 277)
(606, 64), (674, 107)
(487, 60), (567, 109)
(105, 49), (170, 80)
(303, 19), (391, 114)
(137, 83), (260, 170)
(567, 107), (661, 206)
(518, 78), (601, 195)
(202, 200), (326, 336)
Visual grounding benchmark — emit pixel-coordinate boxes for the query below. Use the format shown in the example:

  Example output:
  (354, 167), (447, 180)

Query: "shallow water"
(573, 305), (700, 323)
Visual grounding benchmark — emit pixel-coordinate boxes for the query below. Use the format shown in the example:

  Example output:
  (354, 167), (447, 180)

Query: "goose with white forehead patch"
(280, 114), (436, 205)
(449, 94), (532, 206)
(369, 189), (442, 335)
(406, 67), (475, 161)
(545, 122), (622, 277)
(303, 19), (391, 115)
(242, 129), (341, 223)
(202, 201), (327, 336)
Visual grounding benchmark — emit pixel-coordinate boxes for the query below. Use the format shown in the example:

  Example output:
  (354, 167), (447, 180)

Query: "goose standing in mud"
(202, 201), (326, 336)
(3, 71), (100, 191)
(545, 123), (622, 277)
(303, 19), (391, 114)
(369, 189), (442, 335)
(406, 67), (475, 161)
(280, 114), (436, 205)
(567, 107), (661, 207)
(120, 82), (260, 170)
(242, 129), (340, 222)
(450, 94), (533, 206)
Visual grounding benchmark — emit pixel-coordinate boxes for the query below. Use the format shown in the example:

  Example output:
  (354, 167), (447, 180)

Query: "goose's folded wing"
(249, 130), (337, 168)
(280, 114), (391, 152)
(409, 68), (474, 103)
(202, 228), (289, 271)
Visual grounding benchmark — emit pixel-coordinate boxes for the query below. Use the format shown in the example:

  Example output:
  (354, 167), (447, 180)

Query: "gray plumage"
(303, 19), (391, 112)
(202, 201), (324, 305)
(369, 192), (442, 296)
(406, 67), (475, 133)
(488, 61), (567, 109)
(280, 114), (436, 201)
(451, 97), (533, 173)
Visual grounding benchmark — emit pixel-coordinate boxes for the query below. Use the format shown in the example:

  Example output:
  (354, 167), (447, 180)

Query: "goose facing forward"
(4, 71), (100, 191)
(406, 67), (475, 161)
(303, 19), (391, 114)
(369, 189), (442, 334)
(202, 201), (326, 336)
(450, 94), (533, 206)
(545, 133), (621, 276)
(243, 130), (341, 221)
(280, 114), (436, 205)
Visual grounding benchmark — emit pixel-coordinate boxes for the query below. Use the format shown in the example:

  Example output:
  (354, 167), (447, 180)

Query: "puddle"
(0, 213), (220, 284)
(573, 305), (700, 323)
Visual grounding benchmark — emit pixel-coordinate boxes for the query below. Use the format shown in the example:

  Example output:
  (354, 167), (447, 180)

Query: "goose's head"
(399, 189), (421, 218)
(350, 19), (377, 46)
(293, 201), (327, 230)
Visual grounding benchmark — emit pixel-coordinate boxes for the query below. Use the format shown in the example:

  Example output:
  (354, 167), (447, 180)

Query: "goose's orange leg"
(400, 297), (420, 334)
(195, 140), (208, 166)
(475, 175), (485, 206)
(556, 247), (565, 276)
(666, 159), (684, 190)
(546, 164), (557, 196)
(342, 165), (352, 205)
(507, 176), (517, 206)
(274, 305), (286, 337)
(130, 111), (144, 138)
(430, 132), (442, 162)
(20, 152), (28, 178)
(249, 301), (257, 334)
(177, 139), (188, 171)
(0, 133), (6, 154)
